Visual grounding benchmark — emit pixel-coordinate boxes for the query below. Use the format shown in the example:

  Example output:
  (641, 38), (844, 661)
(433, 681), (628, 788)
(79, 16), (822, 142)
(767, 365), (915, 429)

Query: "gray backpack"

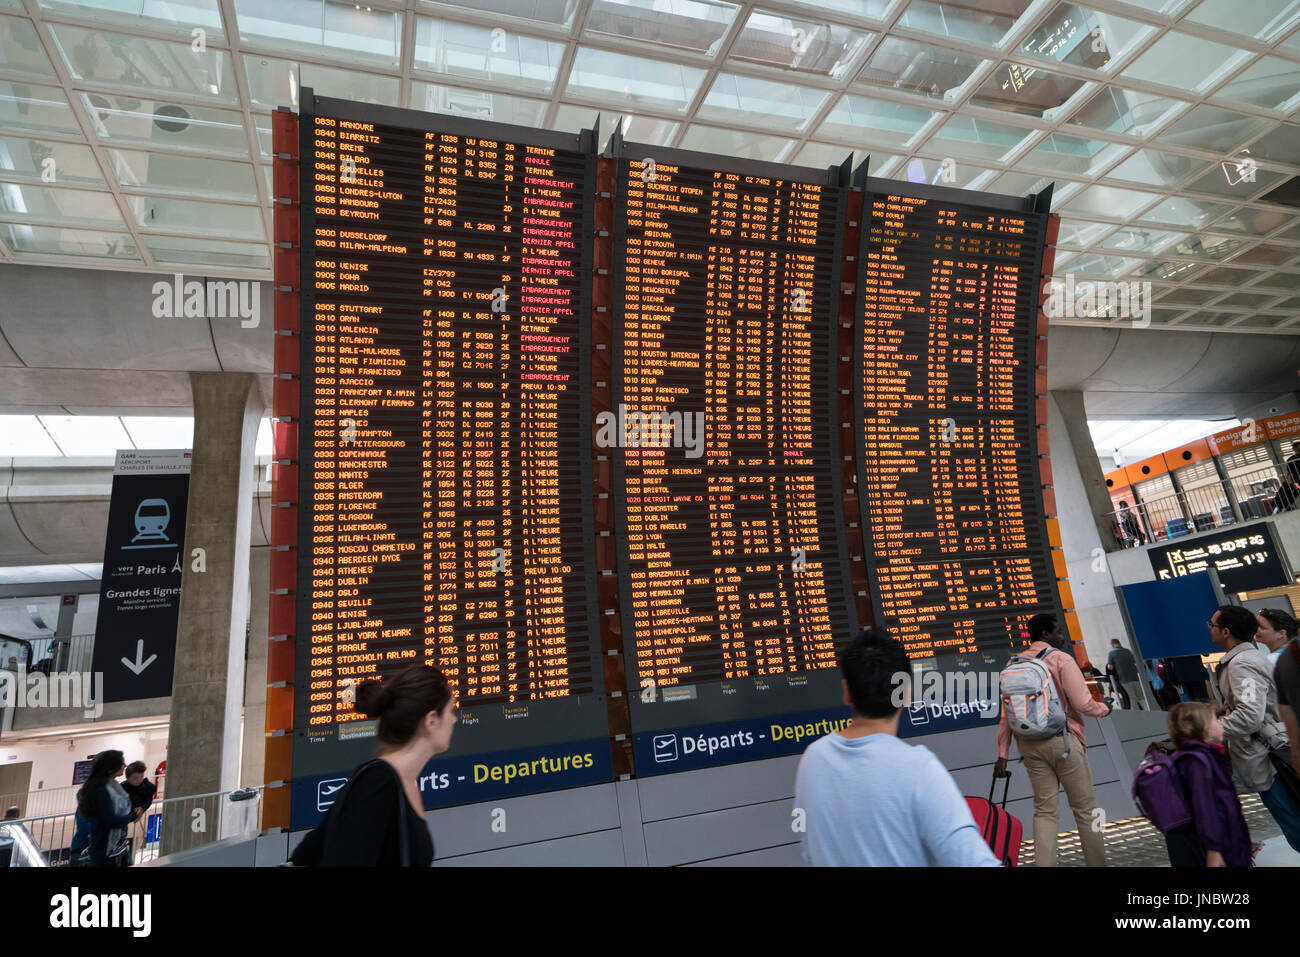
(1000, 648), (1070, 753)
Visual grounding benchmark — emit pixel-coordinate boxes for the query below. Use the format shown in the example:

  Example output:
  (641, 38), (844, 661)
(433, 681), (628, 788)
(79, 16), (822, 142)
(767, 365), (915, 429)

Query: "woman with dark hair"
(291, 665), (455, 867)
(1256, 608), (1297, 667)
(74, 750), (142, 867)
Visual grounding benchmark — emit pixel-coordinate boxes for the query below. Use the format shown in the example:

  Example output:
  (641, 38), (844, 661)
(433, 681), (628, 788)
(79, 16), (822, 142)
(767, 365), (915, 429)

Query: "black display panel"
(854, 178), (1060, 730)
(610, 138), (858, 774)
(1149, 522), (1291, 594)
(292, 91), (609, 825)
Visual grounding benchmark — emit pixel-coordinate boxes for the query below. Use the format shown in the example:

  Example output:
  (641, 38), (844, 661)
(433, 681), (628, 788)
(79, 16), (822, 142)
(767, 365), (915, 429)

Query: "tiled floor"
(1017, 795), (1300, 867)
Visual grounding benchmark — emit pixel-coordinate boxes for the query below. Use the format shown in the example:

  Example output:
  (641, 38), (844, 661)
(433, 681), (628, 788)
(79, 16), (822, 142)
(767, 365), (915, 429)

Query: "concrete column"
(163, 373), (263, 852)
(240, 544), (269, 787)
(1052, 390), (1120, 550)
(1047, 392), (1134, 670)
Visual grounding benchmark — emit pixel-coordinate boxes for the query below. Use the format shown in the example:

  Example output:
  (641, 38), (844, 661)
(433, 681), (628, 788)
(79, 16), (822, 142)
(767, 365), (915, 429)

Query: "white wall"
(2, 725), (168, 815)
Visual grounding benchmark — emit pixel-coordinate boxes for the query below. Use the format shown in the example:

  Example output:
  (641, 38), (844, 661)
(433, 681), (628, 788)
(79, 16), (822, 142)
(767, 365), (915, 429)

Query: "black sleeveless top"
(297, 761), (434, 867)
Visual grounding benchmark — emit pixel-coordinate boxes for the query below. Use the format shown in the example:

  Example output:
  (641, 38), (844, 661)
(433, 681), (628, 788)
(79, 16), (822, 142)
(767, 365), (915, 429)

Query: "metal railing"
(1106, 464), (1289, 548)
(0, 785), (262, 867)
(24, 634), (95, 675)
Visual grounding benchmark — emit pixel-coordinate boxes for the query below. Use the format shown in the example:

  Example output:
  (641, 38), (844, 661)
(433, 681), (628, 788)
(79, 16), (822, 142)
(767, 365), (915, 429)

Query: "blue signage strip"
(634, 700), (1002, 776)
(289, 736), (613, 829)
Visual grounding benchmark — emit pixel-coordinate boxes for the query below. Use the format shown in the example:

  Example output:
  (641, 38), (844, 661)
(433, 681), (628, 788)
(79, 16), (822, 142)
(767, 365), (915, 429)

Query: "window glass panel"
(566, 46), (707, 113)
(1215, 56), (1300, 110)
(1, 223), (139, 259)
(244, 55), (400, 111)
(125, 195), (264, 239)
(107, 148), (258, 202)
(1065, 86), (1186, 137)
(678, 124), (794, 162)
(409, 81), (549, 126)
(0, 14), (56, 78)
(83, 93), (250, 156)
(732, 9), (871, 76)
(0, 181), (125, 227)
(698, 73), (828, 132)
(1184, 0), (1298, 39)
(415, 18), (564, 93)
(49, 24), (237, 102)
(38, 0), (224, 36)
(820, 95), (936, 149)
(0, 137), (104, 186)
(1158, 105), (1272, 154)
(896, 0), (1031, 45)
(1102, 148), (1206, 187)
(970, 61), (1087, 117)
(0, 82), (80, 136)
(145, 235), (269, 269)
(928, 115), (1041, 161)
(234, 0), (402, 66)
(587, 0), (739, 55)
(1122, 31), (1246, 92)
(855, 35), (982, 99)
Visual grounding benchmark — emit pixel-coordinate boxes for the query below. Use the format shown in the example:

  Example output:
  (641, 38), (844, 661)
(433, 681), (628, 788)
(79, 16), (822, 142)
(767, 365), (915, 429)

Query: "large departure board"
(291, 92), (610, 824)
(854, 177), (1059, 728)
(610, 140), (857, 774)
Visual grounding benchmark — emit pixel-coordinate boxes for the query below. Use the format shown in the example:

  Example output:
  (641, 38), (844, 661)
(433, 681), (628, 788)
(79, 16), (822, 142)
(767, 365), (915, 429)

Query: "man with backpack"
(993, 614), (1111, 866)
(1209, 605), (1300, 853)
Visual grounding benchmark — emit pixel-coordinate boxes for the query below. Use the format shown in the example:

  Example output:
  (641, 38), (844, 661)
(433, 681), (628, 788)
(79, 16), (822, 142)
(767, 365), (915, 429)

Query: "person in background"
(1107, 639), (1146, 710)
(795, 628), (999, 866)
(1273, 456), (1300, 512)
(1118, 501), (1146, 546)
(291, 664), (454, 867)
(0, 806), (19, 868)
(1256, 608), (1296, 668)
(122, 761), (157, 814)
(994, 614), (1111, 867)
(75, 749), (143, 867)
(1274, 630), (1300, 791)
(1209, 605), (1300, 853)
(1165, 702), (1254, 867)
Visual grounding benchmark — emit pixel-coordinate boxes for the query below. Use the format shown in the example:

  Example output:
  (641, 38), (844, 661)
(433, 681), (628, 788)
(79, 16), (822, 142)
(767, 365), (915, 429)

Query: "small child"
(1165, 702), (1254, 867)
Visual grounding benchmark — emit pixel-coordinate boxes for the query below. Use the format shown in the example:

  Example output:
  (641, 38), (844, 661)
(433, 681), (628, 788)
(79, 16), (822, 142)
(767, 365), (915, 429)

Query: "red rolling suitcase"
(965, 772), (1023, 866)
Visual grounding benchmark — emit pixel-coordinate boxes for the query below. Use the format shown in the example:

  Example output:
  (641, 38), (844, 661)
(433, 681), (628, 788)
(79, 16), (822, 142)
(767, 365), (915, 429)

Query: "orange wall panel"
(1162, 439), (1213, 472)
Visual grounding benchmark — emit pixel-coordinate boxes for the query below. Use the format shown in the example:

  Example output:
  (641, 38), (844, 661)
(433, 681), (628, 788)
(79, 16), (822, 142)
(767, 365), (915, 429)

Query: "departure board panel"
(854, 179), (1059, 702)
(291, 93), (609, 825)
(611, 141), (857, 774)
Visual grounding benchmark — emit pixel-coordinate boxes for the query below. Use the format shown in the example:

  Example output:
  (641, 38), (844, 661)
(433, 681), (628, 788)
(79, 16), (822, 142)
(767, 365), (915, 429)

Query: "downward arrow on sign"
(122, 639), (158, 675)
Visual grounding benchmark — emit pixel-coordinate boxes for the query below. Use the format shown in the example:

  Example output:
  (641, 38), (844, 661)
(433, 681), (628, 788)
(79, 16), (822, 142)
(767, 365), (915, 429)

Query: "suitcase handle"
(989, 768), (1011, 808)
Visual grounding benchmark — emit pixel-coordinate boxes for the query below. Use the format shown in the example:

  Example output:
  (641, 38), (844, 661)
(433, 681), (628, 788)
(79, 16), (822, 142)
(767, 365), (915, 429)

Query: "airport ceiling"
(0, 0), (1297, 341)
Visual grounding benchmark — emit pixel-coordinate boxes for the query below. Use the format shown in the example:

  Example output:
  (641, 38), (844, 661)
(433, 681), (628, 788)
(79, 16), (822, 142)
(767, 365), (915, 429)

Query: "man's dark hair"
(1111, 639), (1120, 647)
(125, 761), (147, 777)
(1027, 614), (1057, 643)
(839, 628), (910, 719)
(1215, 604), (1258, 645)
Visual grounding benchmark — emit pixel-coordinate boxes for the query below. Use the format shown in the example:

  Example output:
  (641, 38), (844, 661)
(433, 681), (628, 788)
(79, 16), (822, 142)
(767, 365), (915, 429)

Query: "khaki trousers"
(1018, 732), (1107, 867)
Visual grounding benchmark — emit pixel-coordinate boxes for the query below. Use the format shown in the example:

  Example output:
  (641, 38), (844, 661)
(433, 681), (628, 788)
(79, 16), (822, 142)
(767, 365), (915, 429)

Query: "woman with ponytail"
(290, 665), (455, 867)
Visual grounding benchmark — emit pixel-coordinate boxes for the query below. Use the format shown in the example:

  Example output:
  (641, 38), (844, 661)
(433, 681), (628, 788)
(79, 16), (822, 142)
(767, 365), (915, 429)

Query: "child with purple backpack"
(1133, 702), (1256, 866)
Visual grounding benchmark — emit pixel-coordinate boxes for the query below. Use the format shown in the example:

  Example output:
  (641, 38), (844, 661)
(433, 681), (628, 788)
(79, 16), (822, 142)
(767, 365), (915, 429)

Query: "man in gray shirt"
(1107, 639), (1145, 710)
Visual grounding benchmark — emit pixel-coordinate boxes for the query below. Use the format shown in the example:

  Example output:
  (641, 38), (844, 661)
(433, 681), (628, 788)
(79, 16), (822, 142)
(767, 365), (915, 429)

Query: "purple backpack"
(1132, 741), (1194, 833)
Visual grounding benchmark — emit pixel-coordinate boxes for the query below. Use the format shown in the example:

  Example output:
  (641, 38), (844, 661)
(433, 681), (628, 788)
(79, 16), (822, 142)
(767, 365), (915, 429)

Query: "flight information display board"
(610, 140), (857, 774)
(291, 92), (609, 825)
(854, 179), (1058, 732)
(1149, 522), (1291, 593)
